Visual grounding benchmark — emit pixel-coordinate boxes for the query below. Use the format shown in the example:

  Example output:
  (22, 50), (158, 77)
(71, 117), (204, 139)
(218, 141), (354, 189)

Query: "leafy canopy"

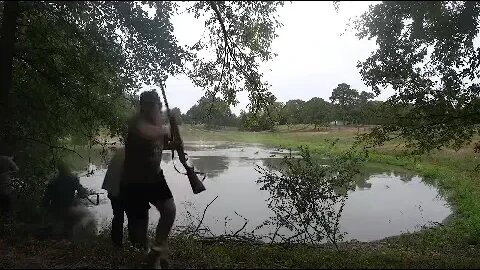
(354, 1), (480, 153)
(0, 1), (284, 192)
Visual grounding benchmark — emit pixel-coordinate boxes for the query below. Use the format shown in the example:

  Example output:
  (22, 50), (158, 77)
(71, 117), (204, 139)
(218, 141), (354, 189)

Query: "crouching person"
(43, 161), (96, 242)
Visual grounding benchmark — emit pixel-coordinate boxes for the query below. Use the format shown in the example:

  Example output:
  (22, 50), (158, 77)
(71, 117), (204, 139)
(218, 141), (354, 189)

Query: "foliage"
(186, 1), (284, 113)
(256, 144), (366, 249)
(330, 83), (375, 125)
(170, 107), (183, 125)
(282, 99), (306, 125)
(354, 1), (480, 153)
(185, 95), (237, 128)
(238, 95), (279, 131)
(267, 101), (288, 126)
(0, 1), (284, 197)
(303, 97), (334, 129)
(239, 110), (274, 131)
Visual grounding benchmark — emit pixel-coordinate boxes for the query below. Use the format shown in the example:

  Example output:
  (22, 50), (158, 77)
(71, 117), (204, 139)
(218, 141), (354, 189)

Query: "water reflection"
(188, 156), (230, 179)
(260, 158), (284, 171)
(352, 164), (416, 191)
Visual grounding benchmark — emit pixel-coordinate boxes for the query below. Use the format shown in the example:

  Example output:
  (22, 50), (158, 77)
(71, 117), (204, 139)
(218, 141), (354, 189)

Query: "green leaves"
(185, 1), (284, 114)
(1, 1), (285, 188)
(355, 1), (480, 153)
(185, 95), (237, 128)
(329, 83), (376, 125)
(256, 143), (366, 247)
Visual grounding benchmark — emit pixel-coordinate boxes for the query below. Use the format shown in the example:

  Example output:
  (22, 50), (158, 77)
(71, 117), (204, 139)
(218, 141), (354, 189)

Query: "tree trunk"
(0, 1), (20, 151)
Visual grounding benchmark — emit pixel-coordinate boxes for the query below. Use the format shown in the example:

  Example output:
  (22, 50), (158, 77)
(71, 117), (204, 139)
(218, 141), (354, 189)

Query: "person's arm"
(136, 118), (171, 141)
(74, 176), (88, 198)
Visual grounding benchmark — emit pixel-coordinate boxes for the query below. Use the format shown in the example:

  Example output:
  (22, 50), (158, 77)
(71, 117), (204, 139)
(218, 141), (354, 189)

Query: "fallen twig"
(232, 211), (248, 237)
(194, 195), (219, 234)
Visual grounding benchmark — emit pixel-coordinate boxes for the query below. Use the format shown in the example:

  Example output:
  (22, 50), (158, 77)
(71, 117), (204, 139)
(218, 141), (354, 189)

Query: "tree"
(354, 1), (480, 153)
(303, 97), (333, 129)
(170, 107), (183, 125)
(186, 96), (237, 128)
(329, 83), (359, 125)
(239, 109), (275, 131)
(329, 84), (377, 127)
(270, 101), (287, 125)
(283, 99), (306, 125)
(239, 94), (279, 131)
(0, 1), (284, 202)
(361, 100), (385, 126)
(350, 91), (375, 126)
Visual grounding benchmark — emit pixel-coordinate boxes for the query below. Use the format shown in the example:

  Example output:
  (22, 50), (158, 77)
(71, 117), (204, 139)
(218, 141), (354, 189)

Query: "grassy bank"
(4, 125), (480, 268)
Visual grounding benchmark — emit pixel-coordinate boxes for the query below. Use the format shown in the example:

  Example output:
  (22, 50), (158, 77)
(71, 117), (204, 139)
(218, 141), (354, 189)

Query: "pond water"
(79, 141), (451, 243)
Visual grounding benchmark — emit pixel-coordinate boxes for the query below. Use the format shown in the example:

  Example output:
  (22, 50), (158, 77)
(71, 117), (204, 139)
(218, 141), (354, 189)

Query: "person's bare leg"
(148, 198), (176, 268)
(153, 198), (176, 245)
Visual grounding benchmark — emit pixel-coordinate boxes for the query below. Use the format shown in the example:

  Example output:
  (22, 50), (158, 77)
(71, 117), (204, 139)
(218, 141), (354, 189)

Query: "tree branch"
(206, 1), (230, 118)
(194, 195), (219, 234)
(15, 55), (66, 89)
(232, 211), (248, 237)
(209, 1), (229, 54)
(21, 137), (83, 158)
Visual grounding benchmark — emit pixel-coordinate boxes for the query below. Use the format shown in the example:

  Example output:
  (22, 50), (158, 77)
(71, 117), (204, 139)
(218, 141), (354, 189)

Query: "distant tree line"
(177, 83), (387, 131)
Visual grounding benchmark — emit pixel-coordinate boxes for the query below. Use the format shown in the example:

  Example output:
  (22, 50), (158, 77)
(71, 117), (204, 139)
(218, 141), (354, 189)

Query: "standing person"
(0, 153), (19, 220)
(123, 90), (176, 268)
(102, 146), (150, 248)
(102, 147), (126, 247)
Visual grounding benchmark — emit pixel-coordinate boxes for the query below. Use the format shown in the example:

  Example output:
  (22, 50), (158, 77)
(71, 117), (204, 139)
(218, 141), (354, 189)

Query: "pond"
(79, 141), (451, 243)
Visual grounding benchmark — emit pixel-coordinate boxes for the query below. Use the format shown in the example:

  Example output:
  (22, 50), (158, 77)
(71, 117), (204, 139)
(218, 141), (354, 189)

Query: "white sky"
(150, 1), (387, 115)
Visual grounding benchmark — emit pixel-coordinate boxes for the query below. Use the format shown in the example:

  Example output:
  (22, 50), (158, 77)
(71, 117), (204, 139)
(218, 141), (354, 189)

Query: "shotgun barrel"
(159, 82), (206, 194)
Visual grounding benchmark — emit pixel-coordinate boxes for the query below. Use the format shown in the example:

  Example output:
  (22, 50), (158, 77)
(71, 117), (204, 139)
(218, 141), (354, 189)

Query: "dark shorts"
(122, 171), (173, 219)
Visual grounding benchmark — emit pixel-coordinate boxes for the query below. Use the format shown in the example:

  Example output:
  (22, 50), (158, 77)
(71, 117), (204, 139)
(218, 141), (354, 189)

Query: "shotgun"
(159, 82), (206, 194)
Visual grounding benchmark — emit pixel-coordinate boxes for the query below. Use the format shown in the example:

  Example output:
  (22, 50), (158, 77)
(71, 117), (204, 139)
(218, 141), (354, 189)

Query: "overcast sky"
(153, 1), (385, 115)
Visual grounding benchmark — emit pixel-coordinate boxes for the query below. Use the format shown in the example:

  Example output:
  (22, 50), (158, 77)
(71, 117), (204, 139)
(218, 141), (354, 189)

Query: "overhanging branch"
(21, 137), (83, 158)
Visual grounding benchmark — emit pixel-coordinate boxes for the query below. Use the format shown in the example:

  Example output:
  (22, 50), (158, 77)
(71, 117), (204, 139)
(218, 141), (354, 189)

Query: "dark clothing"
(0, 193), (12, 218)
(44, 174), (87, 210)
(108, 192), (149, 248)
(126, 215), (149, 250)
(122, 170), (172, 218)
(43, 172), (93, 241)
(123, 116), (165, 183)
(122, 115), (173, 250)
(108, 193), (124, 247)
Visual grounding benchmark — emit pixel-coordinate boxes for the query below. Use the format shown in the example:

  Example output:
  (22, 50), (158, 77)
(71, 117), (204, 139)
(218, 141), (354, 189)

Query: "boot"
(145, 241), (169, 269)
